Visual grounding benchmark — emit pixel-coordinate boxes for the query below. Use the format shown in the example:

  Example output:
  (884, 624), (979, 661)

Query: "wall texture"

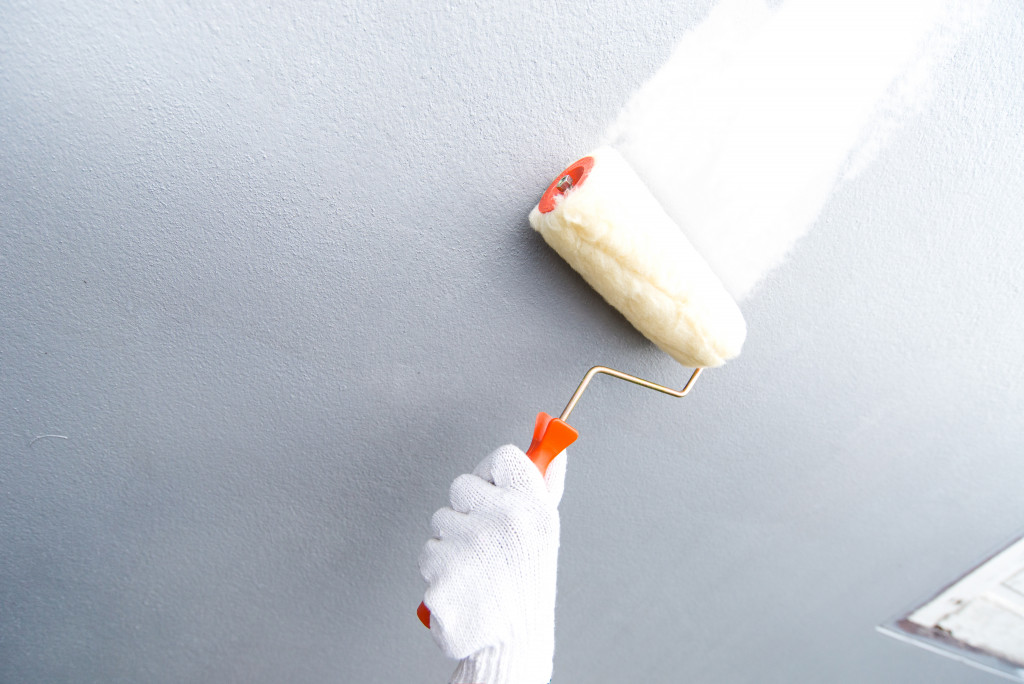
(2, 1), (1023, 682)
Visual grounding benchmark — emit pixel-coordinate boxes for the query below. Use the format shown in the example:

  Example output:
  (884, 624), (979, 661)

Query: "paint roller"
(418, 145), (745, 628)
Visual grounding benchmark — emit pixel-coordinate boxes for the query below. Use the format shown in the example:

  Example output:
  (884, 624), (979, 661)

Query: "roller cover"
(529, 146), (746, 368)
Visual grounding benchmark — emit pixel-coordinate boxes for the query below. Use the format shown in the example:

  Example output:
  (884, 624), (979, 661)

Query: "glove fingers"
(418, 537), (445, 583)
(449, 473), (496, 514)
(471, 450), (497, 483)
(419, 544), (495, 659)
(423, 579), (497, 659)
(430, 506), (471, 540)
(484, 445), (547, 497)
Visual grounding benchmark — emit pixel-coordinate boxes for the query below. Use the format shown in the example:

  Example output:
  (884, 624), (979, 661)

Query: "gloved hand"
(419, 444), (567, 684)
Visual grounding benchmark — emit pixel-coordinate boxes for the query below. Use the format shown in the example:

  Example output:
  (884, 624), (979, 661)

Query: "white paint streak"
(606, 0), (989, 300)
(28, 434), (69, 447)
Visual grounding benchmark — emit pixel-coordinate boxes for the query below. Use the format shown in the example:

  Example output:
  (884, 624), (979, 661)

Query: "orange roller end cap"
(417, 601), (431, 628)
(537, 156), (595, 214)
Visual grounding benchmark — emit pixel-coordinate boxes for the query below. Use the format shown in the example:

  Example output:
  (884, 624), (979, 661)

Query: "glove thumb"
(473, 445), (568, 508)
(543, 449), (568, 507)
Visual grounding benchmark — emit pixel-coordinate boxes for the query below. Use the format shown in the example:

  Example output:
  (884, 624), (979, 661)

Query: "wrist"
(449, 636), (554, 684)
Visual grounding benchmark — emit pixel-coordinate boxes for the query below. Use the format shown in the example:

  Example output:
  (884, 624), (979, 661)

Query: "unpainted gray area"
(2, 1), (1023, 682)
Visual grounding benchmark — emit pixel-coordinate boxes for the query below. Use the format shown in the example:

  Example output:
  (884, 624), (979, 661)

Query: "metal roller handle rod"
(559, 366), (703, 422)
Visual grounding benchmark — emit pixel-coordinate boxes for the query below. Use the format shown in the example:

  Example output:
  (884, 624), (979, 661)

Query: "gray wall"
(2, 1), (1023, 682)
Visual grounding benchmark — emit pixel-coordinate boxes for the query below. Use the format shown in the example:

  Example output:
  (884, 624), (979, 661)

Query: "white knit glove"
(419, 444), (567, 684)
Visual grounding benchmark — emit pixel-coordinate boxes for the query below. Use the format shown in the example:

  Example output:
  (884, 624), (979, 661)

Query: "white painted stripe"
(605, 0), (989, 301)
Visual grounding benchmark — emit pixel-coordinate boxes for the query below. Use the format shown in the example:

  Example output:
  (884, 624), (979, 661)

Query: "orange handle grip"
(523, 411), (579, 476)
(417, 412), (578, 629)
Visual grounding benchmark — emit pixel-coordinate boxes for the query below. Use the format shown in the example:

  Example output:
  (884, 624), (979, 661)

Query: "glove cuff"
(449, 641), (553, 684)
